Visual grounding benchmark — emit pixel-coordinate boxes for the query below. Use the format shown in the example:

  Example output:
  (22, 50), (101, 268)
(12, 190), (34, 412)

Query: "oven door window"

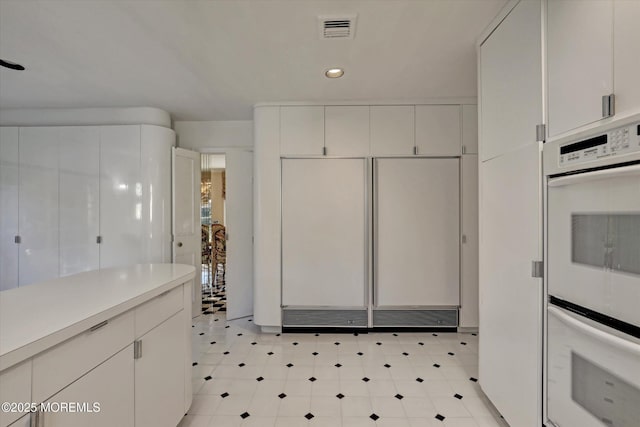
(572, 213), (640, 275)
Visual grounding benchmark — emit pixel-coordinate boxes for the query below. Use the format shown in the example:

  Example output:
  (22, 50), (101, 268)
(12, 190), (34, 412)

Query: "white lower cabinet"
(41, 345), (134, 427)
(135, 311), (185, 427)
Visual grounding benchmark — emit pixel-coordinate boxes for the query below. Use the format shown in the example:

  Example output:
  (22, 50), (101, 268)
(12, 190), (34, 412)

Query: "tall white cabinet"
(0, 124), (175, 290)
(255, 102), (477, 331)
(59, 127), (101, 277)
(479, 1), (544, 426)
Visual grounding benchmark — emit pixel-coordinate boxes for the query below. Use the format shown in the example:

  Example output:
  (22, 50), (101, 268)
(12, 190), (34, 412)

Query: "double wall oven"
(544, 117), (640, 427)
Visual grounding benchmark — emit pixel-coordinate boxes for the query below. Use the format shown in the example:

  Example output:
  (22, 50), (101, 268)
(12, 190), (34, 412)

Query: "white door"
(479, 1), (544, 426)
(172, 147), (201, 317)
(281, 158), (367, 308)
(375, 158), (460, 307)
(225, 150), (254, 320)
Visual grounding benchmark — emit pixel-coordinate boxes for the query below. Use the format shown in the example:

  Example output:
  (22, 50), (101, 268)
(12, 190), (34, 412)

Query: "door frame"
(198, 148), (254, 320)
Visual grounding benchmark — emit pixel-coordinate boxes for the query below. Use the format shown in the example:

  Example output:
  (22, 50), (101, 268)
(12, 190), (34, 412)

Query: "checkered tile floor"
(179, 311), (510, 427)
(202, 288), (226, 315)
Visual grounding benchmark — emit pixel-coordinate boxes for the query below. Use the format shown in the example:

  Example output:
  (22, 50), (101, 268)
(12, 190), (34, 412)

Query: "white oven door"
(547, 164), (640, 326)
(547, 306), (640, 427)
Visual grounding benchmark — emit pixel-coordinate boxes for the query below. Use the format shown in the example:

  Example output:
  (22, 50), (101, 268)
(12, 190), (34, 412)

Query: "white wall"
(174, 120), (253, 151)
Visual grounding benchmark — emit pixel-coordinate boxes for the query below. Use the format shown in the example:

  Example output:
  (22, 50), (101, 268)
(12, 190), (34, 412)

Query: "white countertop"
(0, 263), (195, 371)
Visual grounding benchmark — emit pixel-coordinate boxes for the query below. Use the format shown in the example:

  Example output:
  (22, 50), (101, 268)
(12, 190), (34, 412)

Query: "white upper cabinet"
(280, 106), (324, 156)
(462, 105), (478, 154)
(370, 106), (415, 156)
(480, 0), (542, 161)
(58, 127), (100, 277)
(547, 0), (613, 137)
(0, 128), (19, 291)
(325, 106), (370, 156)
(99, 125), (142, 269)
(19, 127), (60, 287)
(614, 0), (640, 117)
(415, 105), (461, 156)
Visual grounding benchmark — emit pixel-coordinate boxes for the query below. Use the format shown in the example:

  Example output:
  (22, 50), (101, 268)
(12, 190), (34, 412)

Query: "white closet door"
(0, 127), (20, 291)
(59, 127), (100, 277)
(99, 126), (142, 269)
(19, 127), (59, 286)
(282, 158), (367, 307)
(375, 158), (459, 307)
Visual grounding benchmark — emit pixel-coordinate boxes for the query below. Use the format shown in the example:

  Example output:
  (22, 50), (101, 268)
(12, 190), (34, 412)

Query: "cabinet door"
(0, 127), (19, 291)
(614, 0), (640, 117)
(58, 127), (100, 277)
(479, 144), (542, 427)
(19, 127), (59, 286)
(375, 158), (459, 307)
(415, 105), (461, 156)
(0, 360), (31, 427)
(282, 159), (367, 307)
(135, 312), (185, 427)
(547, 0), (613, 137)
(325, 106), (370, 156)
(460, 155), (478, 328)
(42, 345), (134, 427)
(140, 125), (174, 263)
(280, 106), (324, 156)
(370, 106), (414, 156)
(99, 126), (142, 269)
(480, 0), (542, 160)
(462, 105), (478, 154)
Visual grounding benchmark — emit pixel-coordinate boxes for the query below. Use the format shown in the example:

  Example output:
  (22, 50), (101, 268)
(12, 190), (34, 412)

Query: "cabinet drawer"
(32, 310), (134, 403)
(0, 361), (31, 427)
(135, 285), (183, 338)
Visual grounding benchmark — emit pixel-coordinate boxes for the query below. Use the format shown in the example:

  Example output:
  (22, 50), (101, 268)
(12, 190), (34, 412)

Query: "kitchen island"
(0, 263), (195, 427)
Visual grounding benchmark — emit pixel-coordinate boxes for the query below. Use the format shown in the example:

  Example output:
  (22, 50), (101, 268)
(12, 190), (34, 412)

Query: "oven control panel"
(559, 122), (640, 167)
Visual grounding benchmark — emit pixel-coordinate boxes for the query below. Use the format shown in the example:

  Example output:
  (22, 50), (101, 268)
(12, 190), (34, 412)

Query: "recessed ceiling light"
(325, 68), (344, 78)
(0, 59), (25, 71)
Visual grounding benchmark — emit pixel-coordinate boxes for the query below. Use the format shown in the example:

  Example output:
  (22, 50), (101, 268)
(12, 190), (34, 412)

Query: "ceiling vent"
(318, 15), (357, 39)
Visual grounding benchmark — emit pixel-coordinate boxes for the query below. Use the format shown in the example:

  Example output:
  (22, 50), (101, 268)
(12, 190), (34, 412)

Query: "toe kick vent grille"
(373, 309), (458, 327)
(283, 308), (367, 327)
(319, 15), (357, 39)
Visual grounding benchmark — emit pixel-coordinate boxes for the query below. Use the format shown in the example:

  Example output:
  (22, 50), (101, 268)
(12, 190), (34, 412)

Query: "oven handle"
(549, 306), (640, 355)
(548, 164), (640, 187)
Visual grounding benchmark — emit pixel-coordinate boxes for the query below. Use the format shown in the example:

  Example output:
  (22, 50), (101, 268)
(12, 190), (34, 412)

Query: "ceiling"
(0, 0), (506, 121)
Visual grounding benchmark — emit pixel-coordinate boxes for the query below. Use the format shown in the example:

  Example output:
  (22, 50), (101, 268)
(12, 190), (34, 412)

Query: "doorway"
(200, 154), (227, 315)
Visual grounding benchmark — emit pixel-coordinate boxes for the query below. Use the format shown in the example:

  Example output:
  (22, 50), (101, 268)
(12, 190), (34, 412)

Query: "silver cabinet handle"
(89, 320), (109, 332)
